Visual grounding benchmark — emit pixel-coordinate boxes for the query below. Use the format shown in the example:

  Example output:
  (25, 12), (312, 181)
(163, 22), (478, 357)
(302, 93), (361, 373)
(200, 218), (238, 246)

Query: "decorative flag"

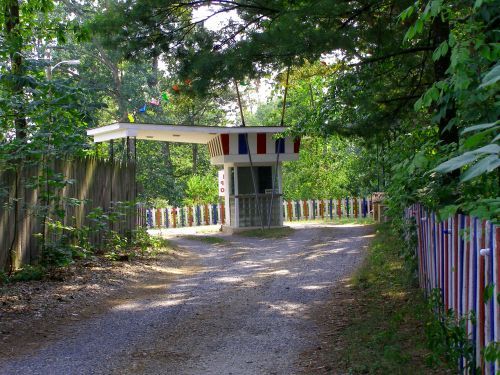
(127, 113), (135, 123)
(172, 84), (180, 92)
(139, 104), (147, 113)
(149, 98), (160, 106)
(161, 92), (169, 102)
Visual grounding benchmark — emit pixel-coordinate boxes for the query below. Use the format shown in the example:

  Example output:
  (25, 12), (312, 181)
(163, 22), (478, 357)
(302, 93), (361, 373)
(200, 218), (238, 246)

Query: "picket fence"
(144, 197), (377, 229)
(406, 205), (499, 374)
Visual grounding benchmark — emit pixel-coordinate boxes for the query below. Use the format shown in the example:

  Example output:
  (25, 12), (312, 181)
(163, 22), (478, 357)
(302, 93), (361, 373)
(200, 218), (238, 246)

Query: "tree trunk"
(4, 0), (27, 140)
(112, 66), (128, 122)
(126, 137), (136, 162)
(432, 17), (458, 146)
(162, 142), (172, 173)
(192, 144), (198, 174)
(148, 54), (159, 88)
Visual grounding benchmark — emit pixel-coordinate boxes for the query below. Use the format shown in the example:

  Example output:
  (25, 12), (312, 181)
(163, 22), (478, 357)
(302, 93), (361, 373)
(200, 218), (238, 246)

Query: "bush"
(9, 265), (45, 282)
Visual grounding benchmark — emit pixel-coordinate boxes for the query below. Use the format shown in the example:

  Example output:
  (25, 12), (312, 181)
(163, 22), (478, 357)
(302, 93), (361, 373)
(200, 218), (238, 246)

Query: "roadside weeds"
(300, 224), (449, 374)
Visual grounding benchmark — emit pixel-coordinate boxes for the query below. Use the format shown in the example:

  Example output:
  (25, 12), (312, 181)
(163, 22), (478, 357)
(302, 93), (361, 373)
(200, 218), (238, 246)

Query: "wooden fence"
(0, 157), (138, 271)
(144, 197), (377, 229)
(406, 205), (499, 374)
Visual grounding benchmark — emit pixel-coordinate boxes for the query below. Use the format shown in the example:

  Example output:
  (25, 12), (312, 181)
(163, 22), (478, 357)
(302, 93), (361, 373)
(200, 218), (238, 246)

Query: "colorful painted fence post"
(407, 205), (499, 374)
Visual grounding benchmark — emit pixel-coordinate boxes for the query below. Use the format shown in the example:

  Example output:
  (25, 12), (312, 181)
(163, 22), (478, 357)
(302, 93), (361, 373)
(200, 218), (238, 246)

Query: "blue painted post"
(346, 197), (350, 218)
(329, 199), (333, 220)
(165, 208), (169, 228)
(212, 204), (218, 224)
(295, 201), (301, 220)
(181, 208), (186, 227)
(196, 205), (201, 226)
(146, 209), (153, 228)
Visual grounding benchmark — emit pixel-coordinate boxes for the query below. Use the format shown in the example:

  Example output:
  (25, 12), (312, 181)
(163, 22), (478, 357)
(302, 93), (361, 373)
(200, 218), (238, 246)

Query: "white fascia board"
(87, 123), (290, 144)
(210, 153), (298, 166)
(87, 123), (288, 135)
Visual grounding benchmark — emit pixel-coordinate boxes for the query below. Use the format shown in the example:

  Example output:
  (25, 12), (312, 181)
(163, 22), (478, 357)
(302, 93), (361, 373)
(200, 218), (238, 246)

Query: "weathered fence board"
(406, 205), (499, 374)
(0, 157), (138, 271)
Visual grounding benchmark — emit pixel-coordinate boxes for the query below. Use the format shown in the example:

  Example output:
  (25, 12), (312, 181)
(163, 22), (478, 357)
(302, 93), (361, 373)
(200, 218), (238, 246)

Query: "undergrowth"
(334, 223), (446, 374)
(182, 235), (227, 244)
(237, 227), (295, 238)
(1, 227), (173, 285)
(286, 217), (375, 225)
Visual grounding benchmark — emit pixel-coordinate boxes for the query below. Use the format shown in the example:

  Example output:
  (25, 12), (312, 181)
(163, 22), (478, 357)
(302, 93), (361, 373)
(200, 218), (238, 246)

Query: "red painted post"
(172, 208), (177, 228)
(479, 220), (486, 374)
(155, 208), (162, 228)
(188, 206), (193, 227)
(220, 203), (225, 224)
(204, 204), (210, 225)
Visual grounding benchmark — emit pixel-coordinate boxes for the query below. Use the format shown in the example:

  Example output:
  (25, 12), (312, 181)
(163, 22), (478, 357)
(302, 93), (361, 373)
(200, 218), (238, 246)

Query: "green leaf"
(438, 205), (459, 220)
(432, 41), (448, 61)
(483, 284), (495, 303)
(434, 152), (481, 173)
(461, 155), (500, 181)
(414, 97), (423, 110)
(461, 121), (499, 134)
(473, 144), (500, 154)
(479, 64), (500, 88)
(398, 5), (414, 21)
(463, 131), (489, 149)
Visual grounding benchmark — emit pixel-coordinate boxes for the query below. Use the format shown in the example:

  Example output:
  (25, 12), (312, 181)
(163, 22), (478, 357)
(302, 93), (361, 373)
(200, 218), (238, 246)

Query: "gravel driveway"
(0, 223), (373, 375)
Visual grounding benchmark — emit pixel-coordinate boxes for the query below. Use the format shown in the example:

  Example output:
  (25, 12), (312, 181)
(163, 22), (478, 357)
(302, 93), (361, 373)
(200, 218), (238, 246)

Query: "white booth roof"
(87, 123), (288, 144)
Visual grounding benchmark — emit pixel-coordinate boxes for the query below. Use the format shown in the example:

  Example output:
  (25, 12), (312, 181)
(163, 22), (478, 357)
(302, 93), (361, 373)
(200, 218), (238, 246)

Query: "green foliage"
(283, 136), (375, 200)
(182, 235), (226, 244)
(11, 265), (45, 282)
(237, 227), (294, 239)
(483, 342), (500, 364)
(131, 227), (171, 256)
(334, 224), (442, 373)
(425, 289), (477, 373)
(8, 265), (45, 283)
(183, 174), (218, 205)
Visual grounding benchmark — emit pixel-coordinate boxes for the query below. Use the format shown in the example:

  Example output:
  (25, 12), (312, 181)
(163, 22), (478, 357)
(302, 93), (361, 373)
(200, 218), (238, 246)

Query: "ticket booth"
(87, 123), (300, 231)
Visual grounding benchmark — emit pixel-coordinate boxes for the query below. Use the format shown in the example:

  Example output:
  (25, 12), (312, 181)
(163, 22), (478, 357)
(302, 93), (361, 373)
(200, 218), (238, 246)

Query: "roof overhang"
(87, 123), (289, 144)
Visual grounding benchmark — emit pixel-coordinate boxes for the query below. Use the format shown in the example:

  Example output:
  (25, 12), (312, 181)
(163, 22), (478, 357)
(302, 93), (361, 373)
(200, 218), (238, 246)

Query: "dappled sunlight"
(381, 291), (409, 300)
(256, 269), (291, 277)
(300, 284), (330, 291)
(113, 302), (142, 311)
(142, 284), (168, 290)
(215, 276), (245, 283)
(104, 224), (373, 340)
(151, 298), (192, 308)
(305, 247), (347, 260)
(263, 301), (308, 317)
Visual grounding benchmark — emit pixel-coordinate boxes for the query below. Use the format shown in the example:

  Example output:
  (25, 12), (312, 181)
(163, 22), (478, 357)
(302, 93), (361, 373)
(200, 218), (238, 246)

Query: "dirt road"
(0, 223), (373, 375)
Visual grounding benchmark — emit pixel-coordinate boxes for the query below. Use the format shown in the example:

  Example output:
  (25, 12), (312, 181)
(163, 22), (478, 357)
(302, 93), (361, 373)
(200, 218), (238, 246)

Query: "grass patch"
(286, 217), (375, 225)
(328, 223), (444, 374)
(237, 226), (295, 238)
(182, 235), (227, 244)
